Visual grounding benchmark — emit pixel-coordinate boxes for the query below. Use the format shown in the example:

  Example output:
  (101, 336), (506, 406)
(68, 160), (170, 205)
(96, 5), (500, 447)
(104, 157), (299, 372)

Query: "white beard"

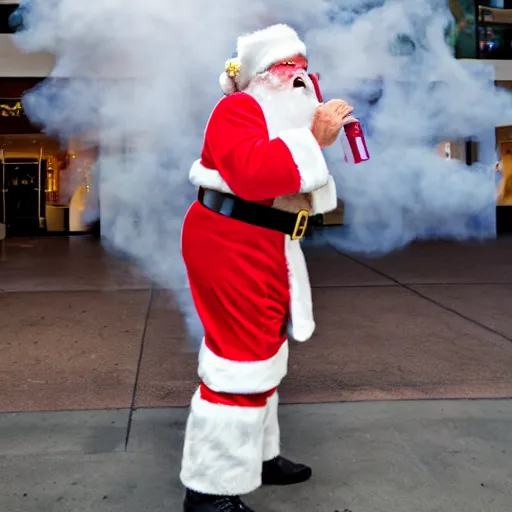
(245, 73), (319, 139)
(245, 73), (321, 213)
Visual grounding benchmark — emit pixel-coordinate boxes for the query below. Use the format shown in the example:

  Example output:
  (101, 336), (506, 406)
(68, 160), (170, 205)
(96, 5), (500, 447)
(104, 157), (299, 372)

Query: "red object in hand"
(308, 73), (323, 102)
(309, 72), (370, 164)
(340, 121), (370, 164)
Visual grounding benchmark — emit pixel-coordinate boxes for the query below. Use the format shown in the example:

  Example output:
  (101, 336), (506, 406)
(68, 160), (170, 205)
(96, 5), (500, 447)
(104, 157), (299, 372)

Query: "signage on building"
(0, 99), (23, 117)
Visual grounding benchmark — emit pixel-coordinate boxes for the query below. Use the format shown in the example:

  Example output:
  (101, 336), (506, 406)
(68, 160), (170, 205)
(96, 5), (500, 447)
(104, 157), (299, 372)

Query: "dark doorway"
(497, 206), (512, 234)
(2, 158), (47, 236)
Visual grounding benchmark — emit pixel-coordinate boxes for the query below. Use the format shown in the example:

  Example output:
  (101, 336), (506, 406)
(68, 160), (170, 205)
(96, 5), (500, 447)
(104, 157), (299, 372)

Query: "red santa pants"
(180, 201), (290, 495)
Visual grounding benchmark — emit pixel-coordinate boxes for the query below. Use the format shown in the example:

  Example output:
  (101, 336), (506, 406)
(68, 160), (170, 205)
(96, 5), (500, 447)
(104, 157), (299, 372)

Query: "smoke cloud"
(12, 0), (512, 338)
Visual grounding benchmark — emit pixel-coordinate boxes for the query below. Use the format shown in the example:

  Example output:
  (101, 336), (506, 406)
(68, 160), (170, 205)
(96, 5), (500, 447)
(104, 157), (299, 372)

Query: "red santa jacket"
(185, 92), (338, 394)
(190, 92), (337, 211)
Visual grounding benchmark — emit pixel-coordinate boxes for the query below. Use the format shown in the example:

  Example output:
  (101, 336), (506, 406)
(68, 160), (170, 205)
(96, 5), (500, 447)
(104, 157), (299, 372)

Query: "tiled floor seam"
(313, 282), (512, 289)
(125, 287), (155, 450)
(0, 287), (152, 294)
(131, 395), (512, 409)
(0, 407), (132, 415)
(403, 286), (512, 343)
(4, 396), (512, 417)
(329, 243), (512, 345)
(407, 281), (512, 286)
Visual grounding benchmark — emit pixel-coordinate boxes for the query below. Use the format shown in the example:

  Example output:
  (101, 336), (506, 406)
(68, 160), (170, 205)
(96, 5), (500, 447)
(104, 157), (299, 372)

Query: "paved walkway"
(1, 401), (511, 511)
(1, 234), (512, 511)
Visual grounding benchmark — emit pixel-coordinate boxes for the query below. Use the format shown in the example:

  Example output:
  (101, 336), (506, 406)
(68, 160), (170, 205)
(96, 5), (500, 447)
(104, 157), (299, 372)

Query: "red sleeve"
(204, 92), (329, 202)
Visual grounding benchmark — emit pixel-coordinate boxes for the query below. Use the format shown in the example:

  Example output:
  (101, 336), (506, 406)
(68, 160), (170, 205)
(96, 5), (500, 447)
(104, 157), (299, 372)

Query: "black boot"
(183, 489), (255, 512)
(261, 456), (312, 486)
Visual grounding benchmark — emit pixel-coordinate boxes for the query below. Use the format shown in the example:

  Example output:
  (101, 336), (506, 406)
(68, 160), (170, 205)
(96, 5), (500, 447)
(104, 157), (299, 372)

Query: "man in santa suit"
(180, 24), (355, 512)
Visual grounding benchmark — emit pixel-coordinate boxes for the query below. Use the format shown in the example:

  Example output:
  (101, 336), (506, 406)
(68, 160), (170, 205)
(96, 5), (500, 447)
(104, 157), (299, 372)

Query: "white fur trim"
(263, 391), (280, 462)
(285, 237), (314, 342)
(310, 175), (338, 215)
(278, 128), (329, 193)
(180, 388), (266, 495)
(189, 159), (233, 193)
(189, 158), (336, 215)
(219, 71), (237, 95)
(236, 24), (306, 90)
(198, 340), (289, 394)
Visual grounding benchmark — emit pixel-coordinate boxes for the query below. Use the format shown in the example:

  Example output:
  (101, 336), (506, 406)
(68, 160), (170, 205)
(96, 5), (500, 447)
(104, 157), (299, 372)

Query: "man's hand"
(311, 99), (354, 148)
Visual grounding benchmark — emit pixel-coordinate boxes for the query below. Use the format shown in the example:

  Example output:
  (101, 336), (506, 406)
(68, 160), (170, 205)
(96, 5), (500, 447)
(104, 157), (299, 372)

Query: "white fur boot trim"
(180, 388), (266, 495)
(263, 391), (280, 462)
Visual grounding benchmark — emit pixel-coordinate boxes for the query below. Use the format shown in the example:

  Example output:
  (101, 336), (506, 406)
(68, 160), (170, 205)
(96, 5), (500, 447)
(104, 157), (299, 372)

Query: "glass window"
(0, 4), (20, 34)
(449, 0), (512, 59)
(478, 24), (512, 58)
(448, 0), (478, 58)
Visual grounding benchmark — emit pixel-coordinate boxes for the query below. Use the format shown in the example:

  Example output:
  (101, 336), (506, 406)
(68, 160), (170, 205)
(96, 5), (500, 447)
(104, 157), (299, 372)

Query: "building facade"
(0, 1), (511, 238)
(0, 2), (95, 238)
(447, 0), (512, 231)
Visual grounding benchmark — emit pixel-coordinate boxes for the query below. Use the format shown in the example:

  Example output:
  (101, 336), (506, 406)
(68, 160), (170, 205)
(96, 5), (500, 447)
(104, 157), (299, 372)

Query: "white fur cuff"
(189, 159), (233, 193)
(310, 175), (338, 215)
(278, 128), (329, 192)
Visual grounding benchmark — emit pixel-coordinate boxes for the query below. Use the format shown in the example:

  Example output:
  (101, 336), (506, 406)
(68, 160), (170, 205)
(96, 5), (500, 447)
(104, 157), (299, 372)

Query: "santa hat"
(219, 24), (307, 95)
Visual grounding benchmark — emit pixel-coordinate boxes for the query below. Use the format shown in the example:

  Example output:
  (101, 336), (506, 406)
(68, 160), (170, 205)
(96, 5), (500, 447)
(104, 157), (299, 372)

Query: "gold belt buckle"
(291, 209), (309, 240)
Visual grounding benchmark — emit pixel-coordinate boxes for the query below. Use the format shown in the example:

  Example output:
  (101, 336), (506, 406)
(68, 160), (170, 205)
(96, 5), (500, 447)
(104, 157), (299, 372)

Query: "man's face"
(246, 53), (319, 137)
(264, 54), (309, 92)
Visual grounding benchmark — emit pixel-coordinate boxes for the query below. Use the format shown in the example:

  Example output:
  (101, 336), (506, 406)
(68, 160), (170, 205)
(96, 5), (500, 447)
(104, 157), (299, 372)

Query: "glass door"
(497, 141), (512, 205)
(0, 149), (5, 226)
(0, 149), (5, 240)
(1, 137), (46, 236)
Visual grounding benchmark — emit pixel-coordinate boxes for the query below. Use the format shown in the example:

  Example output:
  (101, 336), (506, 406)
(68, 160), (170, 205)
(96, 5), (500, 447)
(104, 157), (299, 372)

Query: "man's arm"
(205, 93), (329, 202)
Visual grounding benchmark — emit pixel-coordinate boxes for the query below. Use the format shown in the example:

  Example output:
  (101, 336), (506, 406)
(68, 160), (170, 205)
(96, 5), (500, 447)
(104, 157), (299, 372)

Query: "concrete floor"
(2, 235), (512, 411)
(1, 401), (511, 512)
(1, 234), (512, 511)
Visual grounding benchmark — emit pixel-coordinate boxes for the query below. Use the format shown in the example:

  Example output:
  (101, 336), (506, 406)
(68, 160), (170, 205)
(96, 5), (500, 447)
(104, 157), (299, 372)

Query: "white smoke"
(11, 0), (512, 338)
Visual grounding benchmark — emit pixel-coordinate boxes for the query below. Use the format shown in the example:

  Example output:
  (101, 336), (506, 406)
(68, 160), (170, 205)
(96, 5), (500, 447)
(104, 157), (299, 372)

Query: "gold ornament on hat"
(225, 58), (241, 78)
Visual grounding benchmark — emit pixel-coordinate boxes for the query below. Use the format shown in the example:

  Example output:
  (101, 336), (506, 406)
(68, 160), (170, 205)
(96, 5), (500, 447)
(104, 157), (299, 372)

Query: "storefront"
(448, 0), (512, 60)
(443, 0), (512, 235)
(494, 122), (512, 231)
(0, 78), (97, 238)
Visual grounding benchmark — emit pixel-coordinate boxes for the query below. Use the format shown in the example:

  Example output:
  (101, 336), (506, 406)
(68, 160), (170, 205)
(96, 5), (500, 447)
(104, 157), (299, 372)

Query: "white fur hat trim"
(219, 71), (237, 95)
(236, 24), (306, 91)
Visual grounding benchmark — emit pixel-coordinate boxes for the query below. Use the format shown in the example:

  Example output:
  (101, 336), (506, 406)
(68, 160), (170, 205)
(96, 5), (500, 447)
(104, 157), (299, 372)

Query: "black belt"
(198, 188), (309, 240)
